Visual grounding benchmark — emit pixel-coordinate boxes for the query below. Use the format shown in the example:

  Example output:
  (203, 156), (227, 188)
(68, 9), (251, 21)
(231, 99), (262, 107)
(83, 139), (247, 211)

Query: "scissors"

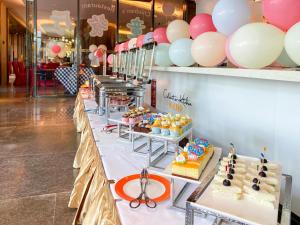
(129, 169), (157, 209)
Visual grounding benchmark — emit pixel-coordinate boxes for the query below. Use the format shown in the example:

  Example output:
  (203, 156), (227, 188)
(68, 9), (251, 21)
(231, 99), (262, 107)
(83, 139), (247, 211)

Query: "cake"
(171, 139), (214, 180)
(212, 145), (280, 208)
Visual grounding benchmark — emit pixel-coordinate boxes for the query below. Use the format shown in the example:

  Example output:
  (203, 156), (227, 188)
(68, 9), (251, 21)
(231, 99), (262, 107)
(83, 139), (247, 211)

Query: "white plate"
(123, 178), (166, 199)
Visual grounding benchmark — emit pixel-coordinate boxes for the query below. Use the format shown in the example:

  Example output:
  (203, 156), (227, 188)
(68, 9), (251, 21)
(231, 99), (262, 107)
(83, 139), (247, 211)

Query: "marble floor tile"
(0, 88), (79, 224)
(0, 194), (55, 225)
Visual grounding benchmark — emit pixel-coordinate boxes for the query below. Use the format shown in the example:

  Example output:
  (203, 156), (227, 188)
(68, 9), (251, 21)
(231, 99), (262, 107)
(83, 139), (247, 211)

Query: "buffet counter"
(70, 91), (215, 225)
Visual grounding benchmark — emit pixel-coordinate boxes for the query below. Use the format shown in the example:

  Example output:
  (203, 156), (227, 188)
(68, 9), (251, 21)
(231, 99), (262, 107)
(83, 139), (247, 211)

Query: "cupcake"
(151, 119), (161, 134)
(180, 117), (188, 132)
(170, 122), (183, 137)
(122, 113), (130, 123)
(161, 121), (170, 136)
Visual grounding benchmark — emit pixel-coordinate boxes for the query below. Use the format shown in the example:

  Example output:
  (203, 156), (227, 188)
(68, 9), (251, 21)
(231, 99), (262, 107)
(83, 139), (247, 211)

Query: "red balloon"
(136, 35), (145, 48)
(262, 0), (300, 31)
(189, 13), (217, 39)
(95, 49), (103, 59)
(51, 44), (61, 54)
(153, 27), (169, 44)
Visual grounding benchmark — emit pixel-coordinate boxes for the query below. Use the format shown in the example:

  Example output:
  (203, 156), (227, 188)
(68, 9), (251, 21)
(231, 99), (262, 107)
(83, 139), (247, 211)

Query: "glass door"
(29, 0), (78, 97)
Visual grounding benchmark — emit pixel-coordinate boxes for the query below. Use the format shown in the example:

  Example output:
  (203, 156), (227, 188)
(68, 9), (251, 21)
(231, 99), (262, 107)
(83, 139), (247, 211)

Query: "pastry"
(212, 145), (280, 208)
(171, 140), (214, 180)
(243, 183), (277, 208)
(169, 122), (183, 137)
(161, 121), (170, 136)
(151, 119), (161, 134)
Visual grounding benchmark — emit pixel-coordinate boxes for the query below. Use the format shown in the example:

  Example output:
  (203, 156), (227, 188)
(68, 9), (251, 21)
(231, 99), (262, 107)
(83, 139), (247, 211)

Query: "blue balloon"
(155, 43), (173, 67)
(212, 0), (251, 36)
(169, 38), (195, 67)
(144, 32), (154, 44)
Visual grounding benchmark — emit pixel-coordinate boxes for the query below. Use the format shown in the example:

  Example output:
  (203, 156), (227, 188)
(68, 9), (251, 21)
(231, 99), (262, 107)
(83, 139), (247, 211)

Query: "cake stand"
(149, 147), (222, 211)
(125, 128), (193, 167)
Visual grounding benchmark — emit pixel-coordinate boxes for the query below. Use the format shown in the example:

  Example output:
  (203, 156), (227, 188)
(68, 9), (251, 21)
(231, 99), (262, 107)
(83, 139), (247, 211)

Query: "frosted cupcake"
(151, 119), (161, 134)
(161, 121), (170, 136)
(170, 122), (183, 137)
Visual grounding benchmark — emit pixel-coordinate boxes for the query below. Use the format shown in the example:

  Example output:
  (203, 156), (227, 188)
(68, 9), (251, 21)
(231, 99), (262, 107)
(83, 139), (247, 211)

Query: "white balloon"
(276, 49), (298, 68)
(58, 50), (66, 58)
(285, 22), (300, 66)
(155, 43), (173, 67)
(57, 41), (65, 49)
(128, 38), (137, 49)
(191, 32), (227, 67)
(166, 20), (190, 43)
(230, 23), (285, 69)
(89, 44), (98, 52)
(88, 52), (96, 61)
(47, 40), (56, 49)
(98, 44), (107, 51)
(169, 38), (195, 67)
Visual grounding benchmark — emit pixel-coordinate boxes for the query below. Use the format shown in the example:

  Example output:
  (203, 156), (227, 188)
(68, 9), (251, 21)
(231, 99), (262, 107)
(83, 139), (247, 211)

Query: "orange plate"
(115, 174), (170, 203)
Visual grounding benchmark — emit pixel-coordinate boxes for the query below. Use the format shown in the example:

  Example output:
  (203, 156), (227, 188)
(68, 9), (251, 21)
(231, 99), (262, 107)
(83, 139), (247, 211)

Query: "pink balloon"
(124, 41), (129, 51)
(107, 54), (113, 65)
(118, 43), (125, 52)
(51, 44), (61, 54)
(225, 35), (242, 68)
(136, 35), (145, 48)
(153, 27), (169, 44)
(95, 49), (103, 59)
(114, 44), (119, 52)
(189, 13), (217, 39)
(262, 0), (300, 31)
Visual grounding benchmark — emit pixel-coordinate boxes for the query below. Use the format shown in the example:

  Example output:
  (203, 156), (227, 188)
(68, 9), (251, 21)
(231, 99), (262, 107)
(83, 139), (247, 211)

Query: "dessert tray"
(185, 155), (292, 225)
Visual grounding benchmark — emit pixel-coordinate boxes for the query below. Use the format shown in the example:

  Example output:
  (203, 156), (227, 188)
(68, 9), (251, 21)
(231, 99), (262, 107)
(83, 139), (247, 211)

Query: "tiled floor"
(0, 87), (79, 225)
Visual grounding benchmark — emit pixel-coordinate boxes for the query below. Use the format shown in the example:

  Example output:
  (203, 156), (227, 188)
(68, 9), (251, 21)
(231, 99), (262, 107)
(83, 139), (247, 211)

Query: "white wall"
(146, 70), (300, 216)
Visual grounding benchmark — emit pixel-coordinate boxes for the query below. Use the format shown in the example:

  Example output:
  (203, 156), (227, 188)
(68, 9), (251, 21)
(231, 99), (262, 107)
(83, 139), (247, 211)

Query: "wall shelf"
(146, 66), (300, 83)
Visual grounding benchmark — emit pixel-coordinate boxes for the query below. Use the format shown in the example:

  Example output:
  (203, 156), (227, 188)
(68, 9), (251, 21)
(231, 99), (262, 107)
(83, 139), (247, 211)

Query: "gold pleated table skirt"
(70, 93), (121, 225)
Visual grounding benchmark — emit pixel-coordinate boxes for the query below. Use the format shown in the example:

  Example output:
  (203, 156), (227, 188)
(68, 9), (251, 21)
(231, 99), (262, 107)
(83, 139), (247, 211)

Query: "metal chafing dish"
(93, 37), (155, 122)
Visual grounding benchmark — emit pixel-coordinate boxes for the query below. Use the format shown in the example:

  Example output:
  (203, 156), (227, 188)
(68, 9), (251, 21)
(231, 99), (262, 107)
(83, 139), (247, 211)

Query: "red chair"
(12, 61), (26, 86)
(18, 61), (26, 74)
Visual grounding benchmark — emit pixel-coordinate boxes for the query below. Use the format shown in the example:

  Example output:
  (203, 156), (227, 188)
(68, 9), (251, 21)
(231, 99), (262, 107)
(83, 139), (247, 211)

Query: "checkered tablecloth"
(54, 66), (94, 94)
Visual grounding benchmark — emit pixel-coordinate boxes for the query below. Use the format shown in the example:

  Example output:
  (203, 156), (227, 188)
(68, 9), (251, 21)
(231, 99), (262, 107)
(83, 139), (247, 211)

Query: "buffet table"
(70, 91), (216, 225)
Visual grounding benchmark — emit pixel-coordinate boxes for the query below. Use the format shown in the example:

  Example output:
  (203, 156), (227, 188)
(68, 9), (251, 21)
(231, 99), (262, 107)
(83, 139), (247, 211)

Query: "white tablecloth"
(82, 98), (215, 225)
